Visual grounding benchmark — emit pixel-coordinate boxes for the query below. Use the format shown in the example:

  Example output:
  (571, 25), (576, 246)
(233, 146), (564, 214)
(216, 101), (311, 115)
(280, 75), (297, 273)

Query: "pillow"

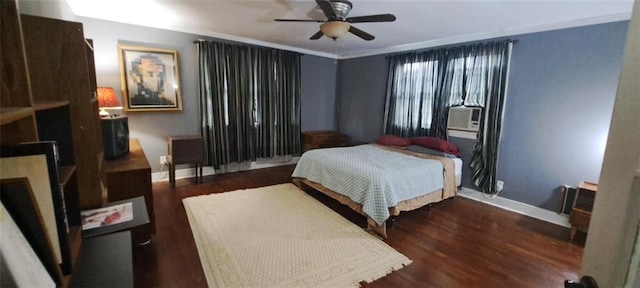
(410, 137), (461, 157)
(376, 135), (411, 147)
(405, 145), (457, 158)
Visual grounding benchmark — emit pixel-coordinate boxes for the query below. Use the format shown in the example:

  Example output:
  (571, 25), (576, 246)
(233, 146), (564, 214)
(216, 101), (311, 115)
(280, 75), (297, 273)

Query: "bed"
(291, 143), (461, 238)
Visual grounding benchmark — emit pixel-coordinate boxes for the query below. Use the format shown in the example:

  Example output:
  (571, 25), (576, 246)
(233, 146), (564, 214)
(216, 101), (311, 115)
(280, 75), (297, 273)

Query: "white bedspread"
(291, 145), (443, 225)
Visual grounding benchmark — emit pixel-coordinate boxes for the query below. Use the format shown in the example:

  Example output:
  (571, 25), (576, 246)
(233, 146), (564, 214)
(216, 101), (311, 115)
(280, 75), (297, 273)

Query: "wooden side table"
(569, 181), (598, 240)
(103, 139), (154, 238)
(302, 130), (347, 152)
(168, 136), (204, 186)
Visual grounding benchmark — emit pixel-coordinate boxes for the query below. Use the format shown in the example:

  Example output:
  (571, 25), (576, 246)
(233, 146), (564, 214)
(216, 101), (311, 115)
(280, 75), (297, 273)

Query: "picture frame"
(0, 142), (73, 275)
(1, 178), (63, 286)
(1, 201), (57, 287)
(117, 44), (182, 112)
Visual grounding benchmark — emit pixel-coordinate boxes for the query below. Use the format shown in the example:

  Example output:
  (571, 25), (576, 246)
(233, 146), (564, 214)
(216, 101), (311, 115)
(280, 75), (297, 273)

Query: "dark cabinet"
(103, 139), (155, 240)
(302, 130), (348, 151)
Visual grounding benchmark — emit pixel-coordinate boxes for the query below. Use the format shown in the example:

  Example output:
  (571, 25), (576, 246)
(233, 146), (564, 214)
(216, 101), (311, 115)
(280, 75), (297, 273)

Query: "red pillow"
(410, 137), (461, 157)
(376, 135), (411, 147)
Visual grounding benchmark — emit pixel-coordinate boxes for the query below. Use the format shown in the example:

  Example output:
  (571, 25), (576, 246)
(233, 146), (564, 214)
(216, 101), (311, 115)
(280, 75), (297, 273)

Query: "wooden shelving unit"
(0, 107), (33, 125)
(20, 14), (104, 209)
(33, 100), (71, 111)
(1, 0), (109, 286)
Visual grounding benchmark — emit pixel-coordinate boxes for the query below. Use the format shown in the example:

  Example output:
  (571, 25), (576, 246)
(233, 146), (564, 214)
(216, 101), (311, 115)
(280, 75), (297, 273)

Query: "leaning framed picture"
(1, 141), (73, 276)
(1, 178), (63, 286)
(117, 44), (182, 112)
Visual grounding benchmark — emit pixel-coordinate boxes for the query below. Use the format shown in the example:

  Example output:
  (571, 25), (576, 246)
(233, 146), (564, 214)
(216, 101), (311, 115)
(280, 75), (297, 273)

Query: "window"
(446, 55), (489, 107)
(391, 59), (439, 130)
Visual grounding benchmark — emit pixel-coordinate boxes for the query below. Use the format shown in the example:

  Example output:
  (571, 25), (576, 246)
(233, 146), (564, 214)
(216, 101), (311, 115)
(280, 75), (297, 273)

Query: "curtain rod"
(385, 38), (518, 59)
(192, 38), (305, 56)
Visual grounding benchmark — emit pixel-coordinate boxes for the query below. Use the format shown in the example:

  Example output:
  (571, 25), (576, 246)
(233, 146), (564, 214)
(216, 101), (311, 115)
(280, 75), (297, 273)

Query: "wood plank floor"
(133, 164), (585, 287)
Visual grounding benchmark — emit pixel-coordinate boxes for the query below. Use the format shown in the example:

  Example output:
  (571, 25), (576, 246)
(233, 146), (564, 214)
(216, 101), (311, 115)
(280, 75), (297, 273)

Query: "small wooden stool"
(168, 136), (204, 186)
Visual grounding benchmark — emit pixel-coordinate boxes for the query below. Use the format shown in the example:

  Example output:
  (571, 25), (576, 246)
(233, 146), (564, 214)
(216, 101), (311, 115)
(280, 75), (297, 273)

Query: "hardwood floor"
(134, 165), (585, 287)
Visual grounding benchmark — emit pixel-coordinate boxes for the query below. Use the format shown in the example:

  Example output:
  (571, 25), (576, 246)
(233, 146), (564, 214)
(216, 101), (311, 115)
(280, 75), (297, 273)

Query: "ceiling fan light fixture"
(330, 0), (353, 20)
(320, 21), (350, 39)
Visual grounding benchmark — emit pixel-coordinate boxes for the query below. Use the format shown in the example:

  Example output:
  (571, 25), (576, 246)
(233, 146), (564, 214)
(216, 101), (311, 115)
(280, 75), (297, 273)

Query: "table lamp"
(97, 87), (122, 117)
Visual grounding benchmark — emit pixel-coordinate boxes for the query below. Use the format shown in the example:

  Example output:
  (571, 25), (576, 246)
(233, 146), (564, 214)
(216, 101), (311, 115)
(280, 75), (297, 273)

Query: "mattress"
(292, 144), (458, 226)
(453, 158), (462, 186)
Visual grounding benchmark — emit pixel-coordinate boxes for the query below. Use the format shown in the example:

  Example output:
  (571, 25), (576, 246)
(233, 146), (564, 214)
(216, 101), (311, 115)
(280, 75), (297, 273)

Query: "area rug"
(183, 183), (411, 287)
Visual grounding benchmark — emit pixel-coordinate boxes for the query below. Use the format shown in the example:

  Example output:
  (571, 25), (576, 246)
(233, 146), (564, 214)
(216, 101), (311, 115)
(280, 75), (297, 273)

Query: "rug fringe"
(360, 259), (413, 285)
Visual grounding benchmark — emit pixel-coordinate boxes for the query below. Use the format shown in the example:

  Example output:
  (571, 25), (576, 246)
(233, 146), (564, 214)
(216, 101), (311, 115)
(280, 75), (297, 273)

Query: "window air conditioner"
(447, 106), (482, 132)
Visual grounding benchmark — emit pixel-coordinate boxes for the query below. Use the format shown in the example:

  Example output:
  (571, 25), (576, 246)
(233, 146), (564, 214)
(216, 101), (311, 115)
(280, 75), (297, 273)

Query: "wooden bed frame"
(293, 178), (454, 238)
(292, 145), (458, 238)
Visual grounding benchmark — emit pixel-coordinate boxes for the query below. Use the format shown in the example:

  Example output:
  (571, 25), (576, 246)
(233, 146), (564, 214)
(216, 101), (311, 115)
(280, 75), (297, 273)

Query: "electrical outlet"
(160, 156), (167, 166)
(496, 180), (504, 192)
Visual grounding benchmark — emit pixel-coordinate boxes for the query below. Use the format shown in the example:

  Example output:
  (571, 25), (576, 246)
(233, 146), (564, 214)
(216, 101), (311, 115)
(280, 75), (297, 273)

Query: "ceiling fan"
(274, 0), (396, 41)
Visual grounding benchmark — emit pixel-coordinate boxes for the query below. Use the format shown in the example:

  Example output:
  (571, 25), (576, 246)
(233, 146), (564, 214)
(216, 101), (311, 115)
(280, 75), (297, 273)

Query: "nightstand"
(569, 181), (598, 240)
(168, 136), (204, 186)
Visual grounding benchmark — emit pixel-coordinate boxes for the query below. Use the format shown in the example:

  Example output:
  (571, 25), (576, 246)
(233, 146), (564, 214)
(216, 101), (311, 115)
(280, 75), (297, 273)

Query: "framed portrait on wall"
(117, 44), (182, 112)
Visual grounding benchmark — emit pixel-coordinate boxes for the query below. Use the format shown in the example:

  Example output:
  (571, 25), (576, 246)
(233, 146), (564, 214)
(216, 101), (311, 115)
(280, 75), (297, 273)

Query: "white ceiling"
(66, 0), (633, 59)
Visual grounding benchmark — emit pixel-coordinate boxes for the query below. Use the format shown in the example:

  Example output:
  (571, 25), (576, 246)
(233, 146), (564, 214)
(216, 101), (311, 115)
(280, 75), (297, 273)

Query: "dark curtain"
(433, 48), (465, 139)
(383, 51), (445, 138)
(196, 40), (301, 169)
(384, 40), (514, 194)
(383, 48), (470, 139)
(470, 41), (513, 194)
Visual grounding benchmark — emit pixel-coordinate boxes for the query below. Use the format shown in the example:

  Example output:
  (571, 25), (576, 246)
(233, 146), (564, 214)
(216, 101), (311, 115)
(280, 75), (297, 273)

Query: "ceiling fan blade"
(274, 19), (324, 22)
(310, 30), (324, 40)
(349, 26), (374, 41)
(346, 13), (396, 23)
(315, 0), (336, 20)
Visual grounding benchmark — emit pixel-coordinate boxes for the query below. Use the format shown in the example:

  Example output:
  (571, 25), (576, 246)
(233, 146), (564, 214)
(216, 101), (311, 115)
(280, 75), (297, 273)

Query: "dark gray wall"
(72, 18), (338, 172)
(300, 57), (339, 131)
(338, 56), (389, 143)
(337, 21), (628, 210)
(498, 21), (627, 209)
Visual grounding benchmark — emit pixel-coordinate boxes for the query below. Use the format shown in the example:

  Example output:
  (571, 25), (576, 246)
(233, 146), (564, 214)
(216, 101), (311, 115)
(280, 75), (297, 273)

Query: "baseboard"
(458, 187), (570, 228)
(151, 157), (300, 183)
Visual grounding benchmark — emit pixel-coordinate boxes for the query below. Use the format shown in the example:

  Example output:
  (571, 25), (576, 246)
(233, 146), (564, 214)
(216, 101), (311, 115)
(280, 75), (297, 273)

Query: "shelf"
(62, 225), (82, 287)
(34, 100), (70, 111)
(59, 165), (76, 187)
(68, 225), (82, 268)
(0, 107), (34, 125)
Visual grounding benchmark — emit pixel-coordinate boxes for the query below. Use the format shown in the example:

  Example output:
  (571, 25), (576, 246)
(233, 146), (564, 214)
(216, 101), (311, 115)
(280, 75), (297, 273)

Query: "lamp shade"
(97, 87), (121, 117)
(97, 87), (120, 108)
(320, 21), (350, 39)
